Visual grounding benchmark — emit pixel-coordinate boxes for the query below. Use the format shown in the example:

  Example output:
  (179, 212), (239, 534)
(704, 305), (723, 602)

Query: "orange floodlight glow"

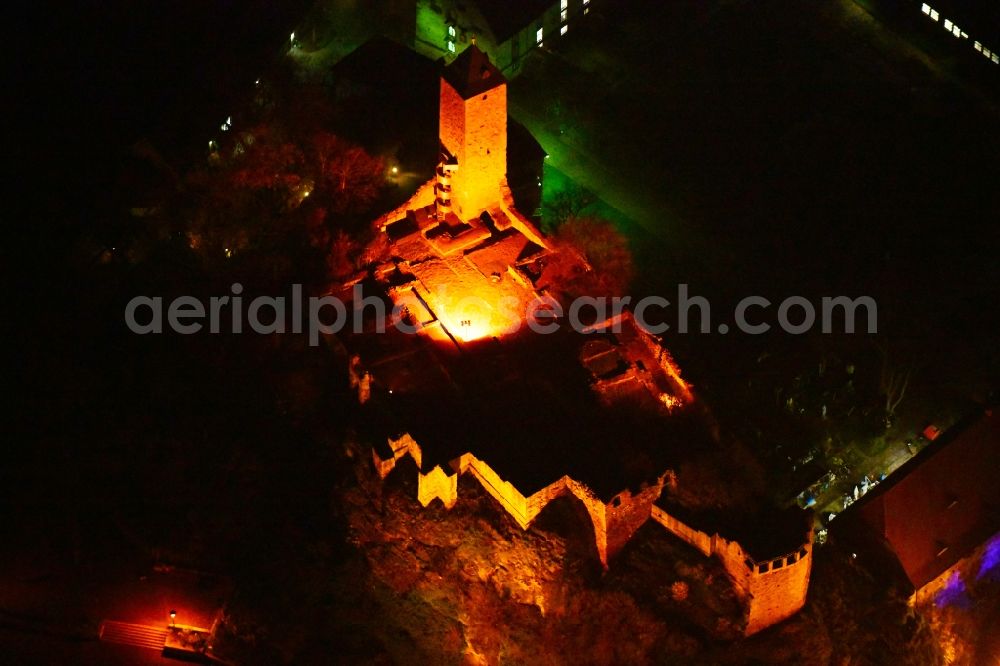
(428, 281), (528, 344)
(438, 295), (503, 343)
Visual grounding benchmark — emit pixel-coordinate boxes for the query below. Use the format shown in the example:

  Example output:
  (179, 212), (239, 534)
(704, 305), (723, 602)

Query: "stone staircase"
(99, 620), (168, 650)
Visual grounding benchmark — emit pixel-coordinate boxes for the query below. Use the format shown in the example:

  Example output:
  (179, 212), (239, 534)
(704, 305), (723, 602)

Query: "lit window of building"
(943, 18), (952, 30)
(975, 41), (982, 51)
(561, 9), (568, 22)
(561, 24), (568, 36)
(448, 25), (457, 38)
(993, 54), (999, 64)
(921, 3), (931, 15)
(561, 0), (568, 8)
(536, 27), (543, 45)
(929, 9), (938, 20)
(447, 40), (456, 53)
(952, 25), (961, 38)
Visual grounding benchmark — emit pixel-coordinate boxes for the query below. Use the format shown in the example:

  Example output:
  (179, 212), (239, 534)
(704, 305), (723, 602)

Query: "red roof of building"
(849, 407), (1000, 589)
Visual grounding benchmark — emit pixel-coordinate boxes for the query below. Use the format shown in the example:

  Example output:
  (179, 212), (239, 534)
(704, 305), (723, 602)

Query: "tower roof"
(442, 45), (506, 99)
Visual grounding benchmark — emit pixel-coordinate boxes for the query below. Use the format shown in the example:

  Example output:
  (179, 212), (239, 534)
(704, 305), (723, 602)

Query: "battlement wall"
(651, 505), (812, 635)
(376, 435), (811, 635)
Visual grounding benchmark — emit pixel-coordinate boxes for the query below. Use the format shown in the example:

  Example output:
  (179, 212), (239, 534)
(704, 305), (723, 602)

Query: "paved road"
(815, 437), (924, 524)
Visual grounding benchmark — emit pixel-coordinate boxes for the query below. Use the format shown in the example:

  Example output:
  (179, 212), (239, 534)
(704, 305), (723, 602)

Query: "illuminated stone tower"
(436, 45), (508, 220)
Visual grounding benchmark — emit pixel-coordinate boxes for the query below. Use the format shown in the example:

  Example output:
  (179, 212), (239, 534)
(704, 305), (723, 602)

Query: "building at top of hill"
(331, 44), (815, 636)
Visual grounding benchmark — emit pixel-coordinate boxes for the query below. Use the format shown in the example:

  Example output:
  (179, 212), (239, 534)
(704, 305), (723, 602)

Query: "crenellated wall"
(374, 433), (811, 635)
(378, 437), (651, 568)
(651, 505), (812, 635)
(743, 543), (812, 635)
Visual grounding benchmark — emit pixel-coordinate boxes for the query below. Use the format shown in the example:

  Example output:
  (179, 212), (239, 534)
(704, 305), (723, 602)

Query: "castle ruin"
(339, 45), (812, 636)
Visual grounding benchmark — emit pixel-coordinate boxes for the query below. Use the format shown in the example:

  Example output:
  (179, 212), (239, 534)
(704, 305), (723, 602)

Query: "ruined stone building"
(336, 45), (813, 636)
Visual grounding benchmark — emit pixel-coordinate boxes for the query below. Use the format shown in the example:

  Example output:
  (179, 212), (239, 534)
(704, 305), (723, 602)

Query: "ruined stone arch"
(529, 492), (605, 573)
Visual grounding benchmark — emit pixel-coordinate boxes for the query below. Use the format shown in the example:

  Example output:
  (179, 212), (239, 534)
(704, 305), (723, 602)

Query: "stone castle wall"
(374, 178), (437, 232)
(376, 436), (651, 569)
(362, 53), (810, 637)
(650, 505), (714, 558)
(743, 543), (812, 635)
(651, 505), (812, 635)
(375, 433), (810, 635)
(456, 452), (531, 526)
(605, 481), (668, 561)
